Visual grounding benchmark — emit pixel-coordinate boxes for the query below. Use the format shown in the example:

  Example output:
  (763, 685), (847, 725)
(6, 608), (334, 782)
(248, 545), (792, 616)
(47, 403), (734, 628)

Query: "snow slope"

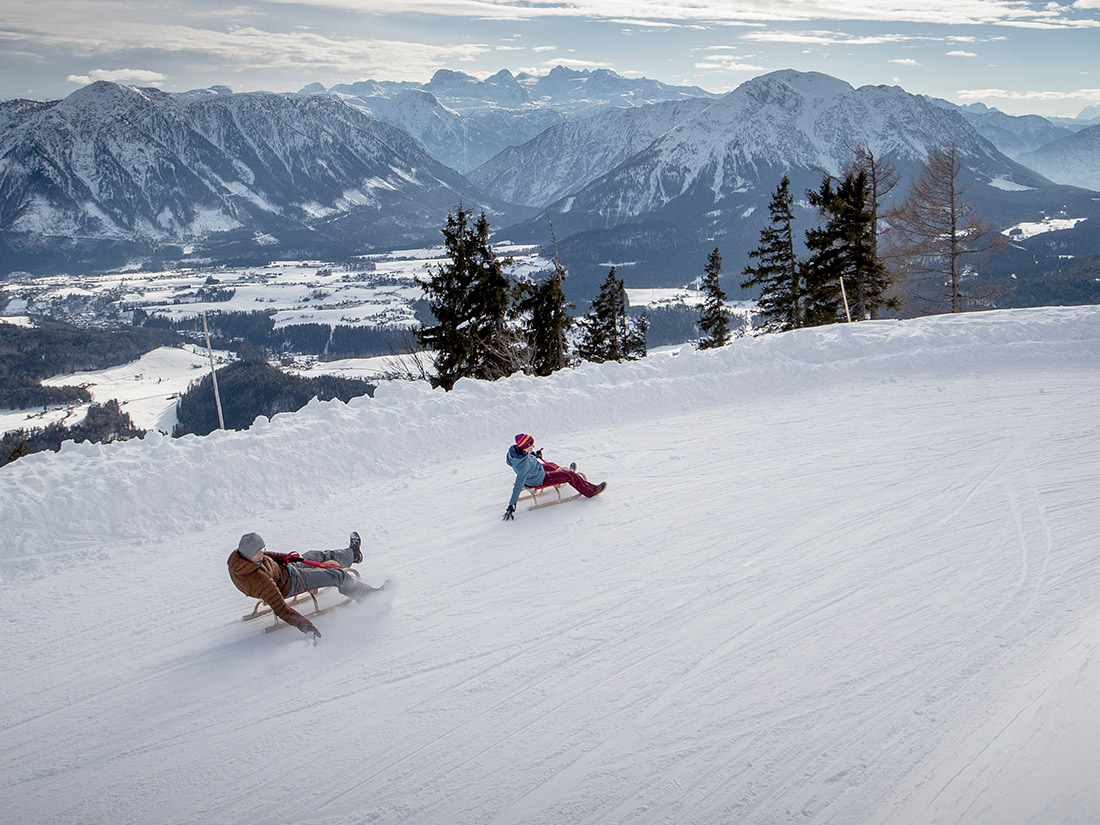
(2, 306), (1099, 825)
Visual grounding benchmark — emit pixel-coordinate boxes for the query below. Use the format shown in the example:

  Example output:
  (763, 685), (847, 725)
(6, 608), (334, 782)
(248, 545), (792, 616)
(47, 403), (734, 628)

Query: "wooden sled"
(517, 464), (588, 511)
(242, 566), (362, 633)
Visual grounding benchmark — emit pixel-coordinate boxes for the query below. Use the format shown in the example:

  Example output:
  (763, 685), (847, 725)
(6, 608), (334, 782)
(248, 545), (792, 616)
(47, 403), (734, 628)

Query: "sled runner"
(517, 464), (588, 510)
(242, 566), (384, 633)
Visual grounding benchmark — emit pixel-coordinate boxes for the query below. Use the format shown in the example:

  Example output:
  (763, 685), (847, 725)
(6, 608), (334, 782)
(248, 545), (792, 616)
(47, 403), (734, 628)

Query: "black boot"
(350, 531), (362, 564)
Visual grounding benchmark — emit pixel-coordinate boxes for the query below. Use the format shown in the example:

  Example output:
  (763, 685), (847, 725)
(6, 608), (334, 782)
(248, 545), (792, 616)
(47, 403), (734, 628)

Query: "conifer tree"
(846, 146), (898, 276)
(624, 310), (648, 360)
(576, 268), (646, 363)
(416, 206), (515, 390)
(577, 268), (626, 363)
(697, 247), (731, 349)
(516, 267), (573, 376)
(740, 177), (803, 333)
(803, 171), (892, 325)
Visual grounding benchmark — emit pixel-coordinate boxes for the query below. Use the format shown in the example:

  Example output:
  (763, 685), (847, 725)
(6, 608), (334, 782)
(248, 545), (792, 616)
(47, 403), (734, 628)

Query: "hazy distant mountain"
(1018, 125), (1100, 190)
(1076, 104), (1100, 122)
(423, 69), (535, 111)
(336, 88), (564, 173)
(300, 66), (717, 172)
(468, 98), (715, 207)
(515, 66), (718, 114)
(0, 82), (515, 274)
(943, 102), (1075, 159)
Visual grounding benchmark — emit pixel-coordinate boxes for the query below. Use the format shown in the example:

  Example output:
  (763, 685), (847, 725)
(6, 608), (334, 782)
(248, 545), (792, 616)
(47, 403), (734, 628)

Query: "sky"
(1, 0), (1098, 118)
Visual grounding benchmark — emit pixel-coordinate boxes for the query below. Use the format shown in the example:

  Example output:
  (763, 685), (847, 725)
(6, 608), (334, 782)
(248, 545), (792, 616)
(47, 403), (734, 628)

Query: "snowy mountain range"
(2, 67), (1098, 302)
(301, 67), (717, 173)
(306, 66), (716, 116)
(499, 70), (1099, 293)
(0, 82), (516, 273)
(466, 98), (716, 208)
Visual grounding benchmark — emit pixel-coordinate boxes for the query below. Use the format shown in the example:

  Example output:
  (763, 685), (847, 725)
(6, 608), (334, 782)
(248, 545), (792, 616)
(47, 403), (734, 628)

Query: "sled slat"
(241, 568), (362, 630)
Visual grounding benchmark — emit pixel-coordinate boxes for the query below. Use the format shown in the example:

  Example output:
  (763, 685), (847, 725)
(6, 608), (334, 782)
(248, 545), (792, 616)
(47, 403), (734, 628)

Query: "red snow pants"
(540, 462), (600, 497)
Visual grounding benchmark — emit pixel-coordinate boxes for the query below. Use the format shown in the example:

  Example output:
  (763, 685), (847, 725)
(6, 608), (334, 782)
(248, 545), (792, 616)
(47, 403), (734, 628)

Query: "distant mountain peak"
(1076, 103), (1100, 121)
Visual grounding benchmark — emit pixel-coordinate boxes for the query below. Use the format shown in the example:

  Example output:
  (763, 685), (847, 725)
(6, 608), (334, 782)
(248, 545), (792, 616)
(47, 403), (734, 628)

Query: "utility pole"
(201, 313), (226, 430)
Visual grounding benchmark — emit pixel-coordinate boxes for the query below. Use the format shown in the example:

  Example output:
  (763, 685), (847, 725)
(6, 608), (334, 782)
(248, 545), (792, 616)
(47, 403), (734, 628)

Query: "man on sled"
(227, 531), (378, 640)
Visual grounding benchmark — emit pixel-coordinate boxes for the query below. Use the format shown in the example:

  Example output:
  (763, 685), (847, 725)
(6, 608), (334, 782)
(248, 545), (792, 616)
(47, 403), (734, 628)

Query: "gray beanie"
(236, 532), (266, 559)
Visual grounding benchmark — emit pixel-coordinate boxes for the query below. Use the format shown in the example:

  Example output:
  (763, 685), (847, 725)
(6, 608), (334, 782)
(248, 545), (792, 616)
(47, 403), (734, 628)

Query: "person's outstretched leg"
(289, 563), (376, 601)
(541, 466), (604, 497)
(301, 532), (360, 569)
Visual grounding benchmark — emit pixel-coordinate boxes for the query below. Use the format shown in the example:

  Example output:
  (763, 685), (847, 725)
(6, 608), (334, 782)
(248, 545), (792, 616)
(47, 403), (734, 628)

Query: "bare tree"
(383, 330), (432, 382)
(885, 143), (1006, 313)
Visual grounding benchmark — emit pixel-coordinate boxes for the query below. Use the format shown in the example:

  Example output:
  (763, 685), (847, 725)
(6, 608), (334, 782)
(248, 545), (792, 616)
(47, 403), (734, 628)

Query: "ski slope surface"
(2, 306), (1099, 825)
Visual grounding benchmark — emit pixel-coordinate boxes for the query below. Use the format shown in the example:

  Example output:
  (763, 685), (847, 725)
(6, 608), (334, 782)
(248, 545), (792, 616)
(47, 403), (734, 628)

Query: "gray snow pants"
(286, 547), (370, 600)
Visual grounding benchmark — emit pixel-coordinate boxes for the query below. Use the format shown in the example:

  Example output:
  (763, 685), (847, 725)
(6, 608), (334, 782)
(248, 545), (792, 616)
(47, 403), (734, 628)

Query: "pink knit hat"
(515, 433), (535, 450)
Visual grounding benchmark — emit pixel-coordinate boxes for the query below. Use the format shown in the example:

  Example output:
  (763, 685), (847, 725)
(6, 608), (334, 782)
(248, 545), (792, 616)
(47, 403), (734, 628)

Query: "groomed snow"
(2, 306), (1099, 825)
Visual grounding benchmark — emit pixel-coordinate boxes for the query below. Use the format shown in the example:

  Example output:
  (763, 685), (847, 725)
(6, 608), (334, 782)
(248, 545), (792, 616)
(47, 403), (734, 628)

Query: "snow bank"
(3, 306), (1097, 559)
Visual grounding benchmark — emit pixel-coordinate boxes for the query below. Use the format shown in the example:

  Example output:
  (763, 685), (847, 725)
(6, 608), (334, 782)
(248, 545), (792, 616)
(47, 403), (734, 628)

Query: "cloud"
(258, 0), (1100, 29)
(1, 7), (496, 84)
(67, 68), (168, 86)
(742, 30), (911, 46)
(695, 59), (767, 72)
(890, 58), (920, 65)
(609, 18), (684, 28)
(946, 49), (978, 56)
(957, 87), (1100, 101)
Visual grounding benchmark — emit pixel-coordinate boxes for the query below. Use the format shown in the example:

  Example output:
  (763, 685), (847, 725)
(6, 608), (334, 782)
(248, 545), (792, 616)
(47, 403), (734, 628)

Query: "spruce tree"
(623, 309), (648, 360)
(577, 268), (626, 363)
(740, 177), (803, 333)
(516, 267), (573, 376)
(697, 247), (731, 349)
(803, 171), (891, 325)
(577, 268), (646, 363)
(415, 206), (515, 390)
(846, 146), (898, 285)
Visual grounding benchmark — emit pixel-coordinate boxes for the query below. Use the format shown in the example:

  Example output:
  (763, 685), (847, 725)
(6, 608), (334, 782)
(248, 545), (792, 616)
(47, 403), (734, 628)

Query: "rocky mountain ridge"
(2, 67), (1098, 305)
(0, 82), (516, 273)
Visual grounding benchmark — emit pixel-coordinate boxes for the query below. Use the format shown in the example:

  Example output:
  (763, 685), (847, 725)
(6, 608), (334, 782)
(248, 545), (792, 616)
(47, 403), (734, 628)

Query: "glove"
(534, 448), (543, 459)
(303, 622), (321, 642)
(502, 504), (516, 521)
(285, 552), (302, 564)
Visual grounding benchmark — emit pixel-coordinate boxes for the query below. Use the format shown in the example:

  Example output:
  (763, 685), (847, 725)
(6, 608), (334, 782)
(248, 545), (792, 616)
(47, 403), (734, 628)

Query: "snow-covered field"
(0, 244), (553, 330)
(1003, 216), (1088, 241)
(2, 306), (1099, 825)
(0, 341), (233, 436)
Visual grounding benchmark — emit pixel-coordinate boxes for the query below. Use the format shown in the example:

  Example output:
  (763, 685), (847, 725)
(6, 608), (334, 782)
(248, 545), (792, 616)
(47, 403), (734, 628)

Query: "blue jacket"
(507, 445), (546, 508)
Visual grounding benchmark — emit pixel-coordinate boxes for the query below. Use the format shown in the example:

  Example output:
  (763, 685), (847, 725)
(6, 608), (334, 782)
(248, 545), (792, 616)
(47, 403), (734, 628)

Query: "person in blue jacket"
(503, 433), (606, 520)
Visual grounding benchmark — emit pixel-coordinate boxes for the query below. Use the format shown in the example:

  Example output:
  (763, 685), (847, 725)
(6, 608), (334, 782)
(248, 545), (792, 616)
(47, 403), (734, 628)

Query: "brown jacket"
(227, 550), (311, 632)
